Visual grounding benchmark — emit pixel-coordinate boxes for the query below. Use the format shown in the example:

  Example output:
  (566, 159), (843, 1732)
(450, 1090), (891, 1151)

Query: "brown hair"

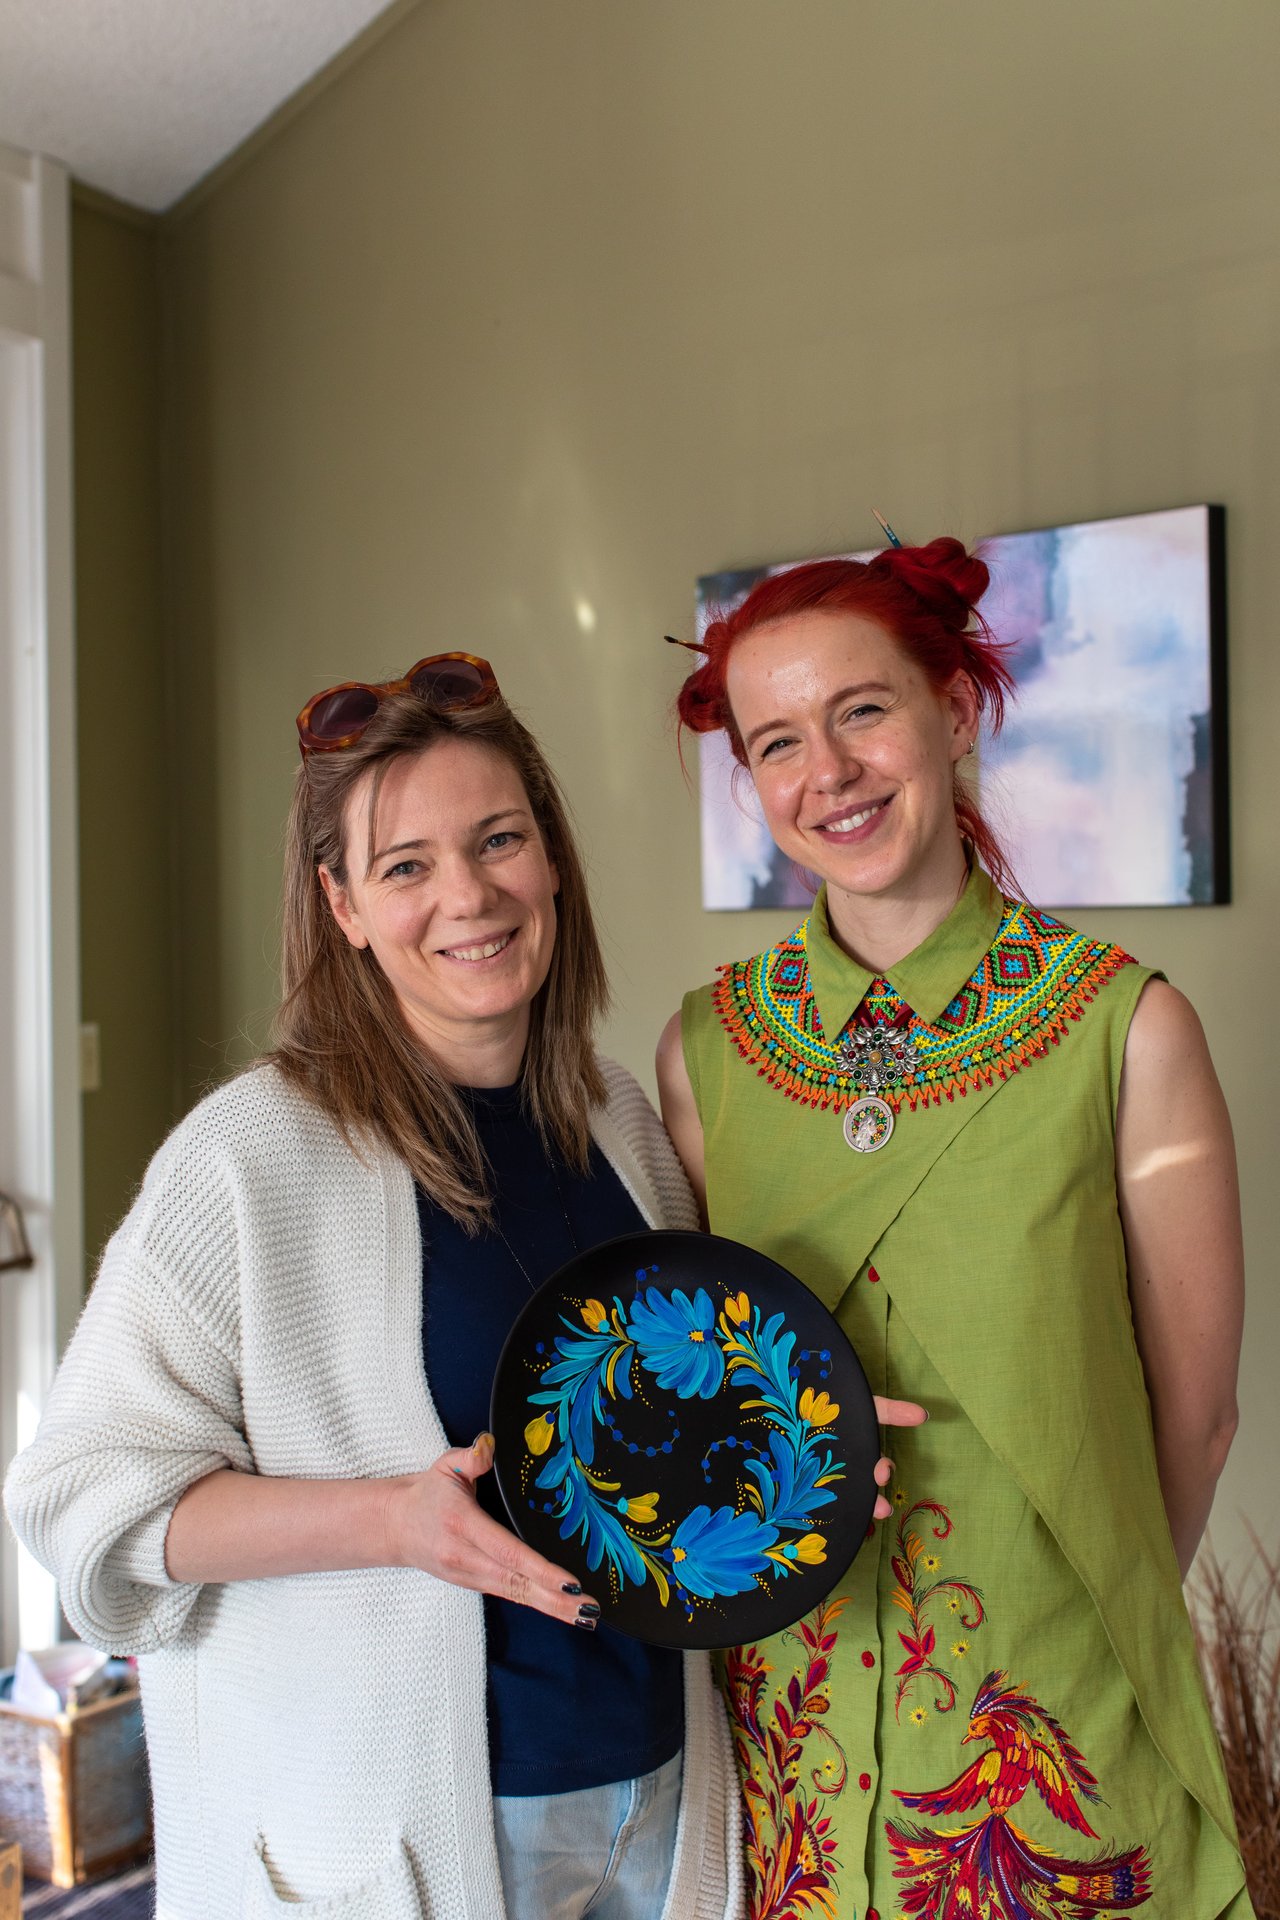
(270, 690), (608, 1231)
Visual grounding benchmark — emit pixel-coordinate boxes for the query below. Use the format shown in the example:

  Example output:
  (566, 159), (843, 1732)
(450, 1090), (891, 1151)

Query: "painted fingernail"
(573, 1615), (598, 1632)
(473, 1431), (495, 1450)
(577, 1603), (601, 1621)
(561, 1583), (582, 1596)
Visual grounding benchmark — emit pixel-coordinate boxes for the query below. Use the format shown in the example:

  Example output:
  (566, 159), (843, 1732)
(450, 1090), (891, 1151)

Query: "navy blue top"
(417, 1082), (684, 1796)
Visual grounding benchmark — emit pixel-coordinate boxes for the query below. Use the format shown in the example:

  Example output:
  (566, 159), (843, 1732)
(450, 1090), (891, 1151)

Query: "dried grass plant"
(1193, 1531), (1280, 1919)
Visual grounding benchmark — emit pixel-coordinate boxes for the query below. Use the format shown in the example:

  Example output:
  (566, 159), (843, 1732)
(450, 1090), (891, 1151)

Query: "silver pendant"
(843, 1095), (895, 1154)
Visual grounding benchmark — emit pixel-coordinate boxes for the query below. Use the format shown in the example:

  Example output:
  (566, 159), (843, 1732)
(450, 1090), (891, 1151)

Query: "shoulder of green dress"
(896, 895), (1139, 1109)
(707, 917), (831, 1100)
(929, 893), (1138, 1050)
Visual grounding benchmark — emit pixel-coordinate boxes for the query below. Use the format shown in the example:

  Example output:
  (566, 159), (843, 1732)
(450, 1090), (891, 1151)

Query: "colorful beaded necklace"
(714, 897), (1133, 1116)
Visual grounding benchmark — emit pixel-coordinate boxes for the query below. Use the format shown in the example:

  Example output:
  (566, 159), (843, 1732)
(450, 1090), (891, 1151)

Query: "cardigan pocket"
(245, 1838), (425, 1917)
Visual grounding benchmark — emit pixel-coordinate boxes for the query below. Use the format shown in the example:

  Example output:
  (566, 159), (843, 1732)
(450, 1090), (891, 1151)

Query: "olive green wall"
(71, 190), (176, 1269)
(74, 0), (1277, 1563)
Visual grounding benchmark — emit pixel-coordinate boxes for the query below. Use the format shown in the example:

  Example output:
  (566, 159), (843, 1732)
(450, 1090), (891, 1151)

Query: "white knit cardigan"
(5, 1061), (744, 1920)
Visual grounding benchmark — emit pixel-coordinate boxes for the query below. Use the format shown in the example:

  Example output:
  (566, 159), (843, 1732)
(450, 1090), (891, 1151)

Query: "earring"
(966, 738), (977, 756)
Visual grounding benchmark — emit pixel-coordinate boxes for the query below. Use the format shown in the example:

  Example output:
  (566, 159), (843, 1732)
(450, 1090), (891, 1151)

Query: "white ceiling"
(0, 0), (404, 213)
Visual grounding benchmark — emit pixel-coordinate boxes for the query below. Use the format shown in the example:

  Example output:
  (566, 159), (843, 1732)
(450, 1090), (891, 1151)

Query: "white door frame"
(0, 141), (81, 1664)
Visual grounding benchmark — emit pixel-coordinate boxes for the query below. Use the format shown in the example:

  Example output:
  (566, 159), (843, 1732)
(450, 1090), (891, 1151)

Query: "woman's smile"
(438, 928), (517, 963)
(809, 796), (894, 841)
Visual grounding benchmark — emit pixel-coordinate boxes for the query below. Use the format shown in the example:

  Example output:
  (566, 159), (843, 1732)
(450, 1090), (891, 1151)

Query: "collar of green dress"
(712, 866), (1133, 1114)
(803, 860), (1004, 1041)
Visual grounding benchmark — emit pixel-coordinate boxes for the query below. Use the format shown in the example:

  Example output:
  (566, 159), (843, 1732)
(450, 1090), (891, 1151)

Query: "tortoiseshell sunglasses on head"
(295, 652), (499, 757)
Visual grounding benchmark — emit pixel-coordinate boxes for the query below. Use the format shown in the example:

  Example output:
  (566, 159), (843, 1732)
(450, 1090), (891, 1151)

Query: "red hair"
(676, 537), (1017, 893)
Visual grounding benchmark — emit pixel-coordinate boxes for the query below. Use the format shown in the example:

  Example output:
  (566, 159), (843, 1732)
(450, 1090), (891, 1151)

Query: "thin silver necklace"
(488, 1148), (581, 1298)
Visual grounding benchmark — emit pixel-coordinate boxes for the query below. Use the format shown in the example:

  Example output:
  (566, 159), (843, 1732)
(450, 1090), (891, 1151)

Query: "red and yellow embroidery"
(890, 1498), (985, 1721)
(713, 899), (1133, 1112)
(723, 1599), (850, 1919)
(885, 1669), (1154, 1916)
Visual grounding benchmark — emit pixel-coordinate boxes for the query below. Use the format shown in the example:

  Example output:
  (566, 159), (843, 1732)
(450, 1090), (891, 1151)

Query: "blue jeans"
(492, 1750), (683, 1920)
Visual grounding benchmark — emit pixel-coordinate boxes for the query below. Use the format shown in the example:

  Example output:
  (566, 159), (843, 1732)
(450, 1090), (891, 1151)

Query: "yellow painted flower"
(922, 1553), (941, 1573)
(672, 1546), (687, 1563)
(623, 1492), (659, 1523)
(689, 1328), (706, 1344)
(946, 1594), (962, 1613)
(893, 1488), (908, 1506)
(792, 1532), (827, 1565)
(909, 1706), (928, 1727)
(581, 1299), (608, 1331)
(724, 1290), (751, 1325)
(524, 1412), (555, 1455)
(951, 1639), (970, 1659)
(798, 1388), (840, 1427)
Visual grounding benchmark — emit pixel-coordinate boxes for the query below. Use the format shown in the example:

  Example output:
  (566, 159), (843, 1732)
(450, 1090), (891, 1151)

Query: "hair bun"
(879, 537), (989, 624)
(675, 619), (735, 735)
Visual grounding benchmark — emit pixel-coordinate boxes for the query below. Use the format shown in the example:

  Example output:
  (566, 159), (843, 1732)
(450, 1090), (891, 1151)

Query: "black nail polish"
(577, 1603), (601, 1621)
(573, 1615), (597, 1632)
(561, 1583), (582, 1596)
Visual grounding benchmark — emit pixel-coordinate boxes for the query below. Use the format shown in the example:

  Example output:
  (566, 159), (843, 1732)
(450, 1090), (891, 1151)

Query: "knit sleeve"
(3, 1110), (253, 1656)
(594, 1057), (700, 1233)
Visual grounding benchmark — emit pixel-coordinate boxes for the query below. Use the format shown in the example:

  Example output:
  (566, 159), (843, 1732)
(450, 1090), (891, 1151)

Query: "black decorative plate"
(490, 1230), (879, 1650)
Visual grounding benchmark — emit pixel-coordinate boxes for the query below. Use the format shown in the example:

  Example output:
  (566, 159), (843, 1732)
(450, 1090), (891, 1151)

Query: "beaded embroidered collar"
(713, 898), (1134, 1113)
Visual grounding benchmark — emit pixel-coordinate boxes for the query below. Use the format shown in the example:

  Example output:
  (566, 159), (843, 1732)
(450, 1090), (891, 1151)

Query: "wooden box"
(0, 1839), (20, 1920)
(0, 1678), (151, 1887)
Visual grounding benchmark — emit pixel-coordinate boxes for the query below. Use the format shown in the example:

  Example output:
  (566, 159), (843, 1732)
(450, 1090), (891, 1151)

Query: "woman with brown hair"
(6, 657), (743, 1920)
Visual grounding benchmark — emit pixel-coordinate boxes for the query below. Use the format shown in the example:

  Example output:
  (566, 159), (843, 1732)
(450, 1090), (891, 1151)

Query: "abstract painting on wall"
(695, 504), (1227, 910)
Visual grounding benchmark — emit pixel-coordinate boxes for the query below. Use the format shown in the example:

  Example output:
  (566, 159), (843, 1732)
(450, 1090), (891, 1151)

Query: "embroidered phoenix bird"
(885, 1669), (1153, 1917)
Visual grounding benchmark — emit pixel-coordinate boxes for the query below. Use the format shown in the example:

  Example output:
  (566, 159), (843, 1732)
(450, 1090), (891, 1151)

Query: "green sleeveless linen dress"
(681, 865), (1251, 1920)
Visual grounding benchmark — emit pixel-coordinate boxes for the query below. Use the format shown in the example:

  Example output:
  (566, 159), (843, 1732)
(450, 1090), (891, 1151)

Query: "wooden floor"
(22, 1864), (153, 1917)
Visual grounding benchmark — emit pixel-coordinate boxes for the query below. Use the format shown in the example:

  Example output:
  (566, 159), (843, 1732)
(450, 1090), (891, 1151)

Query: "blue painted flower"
(745, 1427), (842, 1530)
(666, 1503), (776, 1598)
(629, 1287), (725, 1399)
(530, 1305), (634, 1464)
(536, 1444), (647, 1586)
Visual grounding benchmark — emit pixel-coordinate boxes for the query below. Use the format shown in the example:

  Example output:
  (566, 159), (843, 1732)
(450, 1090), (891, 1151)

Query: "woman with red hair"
(658, 539), (1253, 1920)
